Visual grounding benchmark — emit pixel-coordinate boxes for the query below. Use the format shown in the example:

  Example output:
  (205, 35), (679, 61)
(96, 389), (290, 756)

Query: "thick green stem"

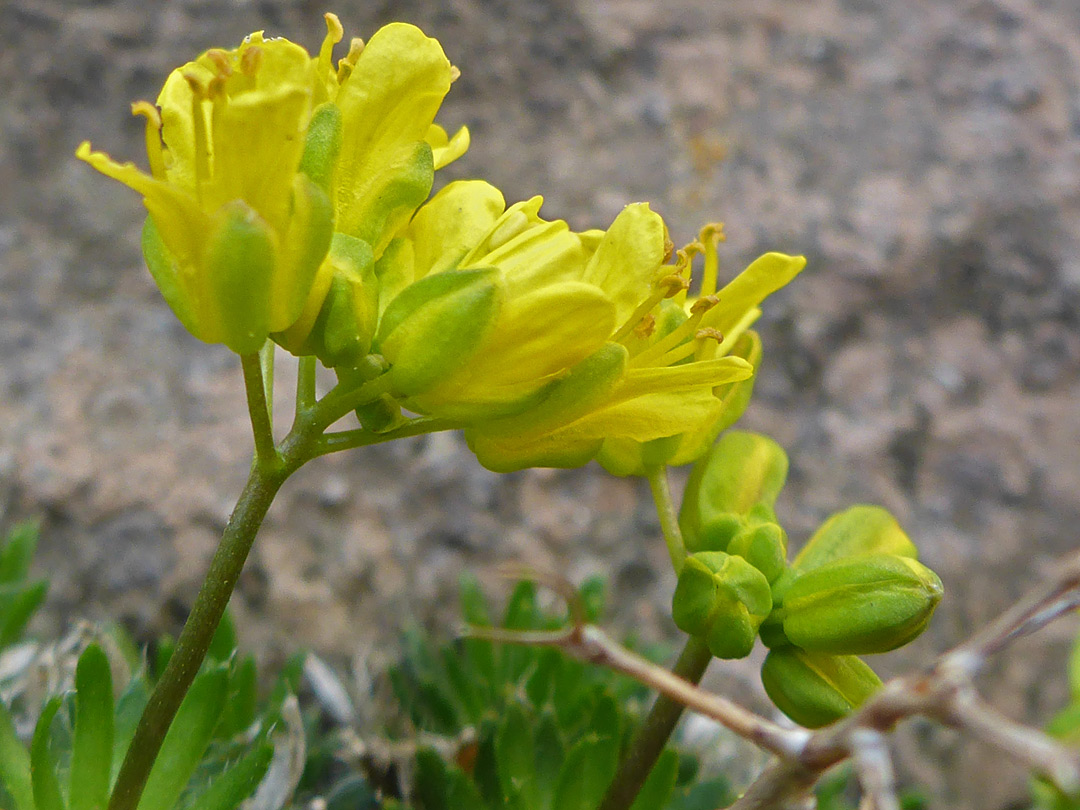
(647, 466), (686, 574)
(107, 455), (290, 810)
(313, 417), (463, 457)
(296, 355), (317, 419)
(598, 637), (713, 810)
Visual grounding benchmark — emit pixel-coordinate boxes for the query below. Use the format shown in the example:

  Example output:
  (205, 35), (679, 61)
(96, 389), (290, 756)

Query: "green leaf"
(629, 748), (678, 810)
(668, 777), (735, 810)
(0, 581), (47, 649)
(0, 698), (34, 810)
(495, 701), (537, 808)
(219, 655), (257, 739)
(440, 646), (484, 725)
(532, 713), (564, 806)
(412, 748), (485, 810)
(31, 698), (65, 810)
(550, 734), (618, 810)
(458, 575), (497, 696)
(71, 644), (114, 810)
(579, 577), (606, 624)
(137, 665), (228, 810)
(500, 581), (539, 686)
(112, 674), (150, 787)
(207, 611), (238, 664)
(189, 740), (273, 810)
(0, 522), (39, 583)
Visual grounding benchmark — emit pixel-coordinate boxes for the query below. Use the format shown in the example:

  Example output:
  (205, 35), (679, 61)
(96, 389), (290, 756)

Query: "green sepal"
(344, 141), (434, 257)
(792, 505), (919, 573)
(672, 551), (772, 660)
(376, 267), (502, 397)
(142, 216), (200, 337)
(205, 201), (277, 354)
(299, 102), (343, 194)
(779, 553), (943, 655)
(679, 432), (789, 554)
(727, 522), (788, 584)
(761, 648), (881, 728)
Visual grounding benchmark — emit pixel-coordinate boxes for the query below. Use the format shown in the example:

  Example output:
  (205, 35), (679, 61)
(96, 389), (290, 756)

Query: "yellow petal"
(426, 123), (471, 169)
(701, 252), (806, 334)
(334, 23), (453, 236)
(408, 180), (506, 279)
(583, 203), (666, 326)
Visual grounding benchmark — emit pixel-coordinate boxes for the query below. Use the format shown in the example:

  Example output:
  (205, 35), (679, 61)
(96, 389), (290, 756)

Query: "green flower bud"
(672, 552), (772, 660)
(679, 432), (789, 554)
(761, 648), (882, 728)
(792, 505), (918, 573)
(778, 553), (943, 655)
(376, 268), (502, 396)
(727, 522), (788, 584)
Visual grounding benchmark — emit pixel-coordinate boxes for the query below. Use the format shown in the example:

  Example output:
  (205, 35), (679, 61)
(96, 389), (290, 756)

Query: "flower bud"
(761, 648), (881, 728)
(672, 552), (772, 660)
(727, 522), (788, 584)
(792, 505), (918, 573)
(778, 553), (943, 655)
(679, 432), (788, 554)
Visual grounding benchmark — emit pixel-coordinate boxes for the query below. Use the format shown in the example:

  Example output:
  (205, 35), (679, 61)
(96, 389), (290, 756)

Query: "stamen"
(239, 45), (263, 78)
(450, 65), (462, 82)
(337, 37), (365, 83)
(630, 295), (718, 368)
(206, 49), (232, 78)
(183, 71), (211, 202)
(633, 314), (656, 340)
(698, 222), (725, 298)
(131, 101), (166, 181)
(611, 275), (685, 343)
(655, 327), (724, 367)
(319, 13), (344, 80)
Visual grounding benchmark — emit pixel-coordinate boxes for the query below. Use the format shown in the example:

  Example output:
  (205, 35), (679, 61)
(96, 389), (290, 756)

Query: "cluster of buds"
(77, 15), (806, 475)
(673, 432), (944, 727)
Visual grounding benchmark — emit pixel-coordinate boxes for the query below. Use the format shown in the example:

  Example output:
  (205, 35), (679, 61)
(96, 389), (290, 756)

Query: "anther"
(206, 49), (232, 78)
(695, 327), (724, 343)
(633, 314), (656, 340)
(690, 295), (719, 316)
(450, 65), (461, 82)
(240, 45), (263, 77)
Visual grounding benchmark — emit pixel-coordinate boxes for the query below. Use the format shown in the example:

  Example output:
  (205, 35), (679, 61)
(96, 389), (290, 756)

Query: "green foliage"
(386, 575), (732, 810)
(0, 522), (48, 652)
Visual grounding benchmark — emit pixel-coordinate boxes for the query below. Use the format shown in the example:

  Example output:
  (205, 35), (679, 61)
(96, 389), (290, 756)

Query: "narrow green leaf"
(219, 655), (257, 739)
(550, 734), (618, 810)
(31, 698), (64, 810)
(495, 702), (536, 807)
(629, 748), (678, 810)
(413, 749), (485, 810)
(188, 740), (273, 810)
(458, 575), (497, 696)
(439, 646), (484, 724)
(207, 611), (238, 664)
(500, 581), (539, 686)
(70, 644), (114, 810)
(0, 698), (34, 810)
(532, 713), (564, 809)
(0, 522), (39, 583)
(112, 674), (150, 787)
(137, 665), (228, 810)
(0, 581), (47, 648)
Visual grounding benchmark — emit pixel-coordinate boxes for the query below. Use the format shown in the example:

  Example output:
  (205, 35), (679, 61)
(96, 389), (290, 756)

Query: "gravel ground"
(3, 0), (1080, 806)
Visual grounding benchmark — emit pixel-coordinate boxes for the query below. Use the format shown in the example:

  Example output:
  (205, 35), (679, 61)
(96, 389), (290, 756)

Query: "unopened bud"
(792, 505), (918, 573)
(778, 553), (943, 655)
(761, 648), (881, 728)
(727, 522), (788, 584)
(672, 551), (772, 660)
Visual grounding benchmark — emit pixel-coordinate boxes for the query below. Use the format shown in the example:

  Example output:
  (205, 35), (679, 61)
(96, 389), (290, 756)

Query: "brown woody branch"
(470, 551), (1080, 810)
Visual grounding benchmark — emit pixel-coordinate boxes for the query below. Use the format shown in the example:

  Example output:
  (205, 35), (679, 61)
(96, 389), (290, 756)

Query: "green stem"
(313, 417), (463, 457)
(241, 353), (278, 467)
(598, 637), (713, 810)
(296, 355), (317, 418)
(311, 373), (395, 431)
(596, 465), (704, 810)
(646, 466), (686, 573)
(107, 454), (290, 810)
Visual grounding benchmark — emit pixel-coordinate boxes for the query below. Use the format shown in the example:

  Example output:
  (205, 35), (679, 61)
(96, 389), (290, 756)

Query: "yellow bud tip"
(690, 294), (719, 316)
(695, 327), (724, 343)
(449, 64), (462, 82)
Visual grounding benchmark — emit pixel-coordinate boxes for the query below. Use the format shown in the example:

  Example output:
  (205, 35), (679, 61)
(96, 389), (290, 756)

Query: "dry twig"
(469, 551), (1080, 809)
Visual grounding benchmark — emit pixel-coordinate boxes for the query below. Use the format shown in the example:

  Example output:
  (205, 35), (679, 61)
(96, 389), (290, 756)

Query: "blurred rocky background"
(2, 0), (1080, 806)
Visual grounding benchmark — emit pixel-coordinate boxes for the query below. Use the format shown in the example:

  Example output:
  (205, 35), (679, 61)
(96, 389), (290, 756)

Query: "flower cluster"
(79, 14), (804, 474)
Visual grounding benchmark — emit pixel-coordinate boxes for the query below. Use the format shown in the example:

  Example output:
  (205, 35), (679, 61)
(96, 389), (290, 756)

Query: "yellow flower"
(78, 32), (333, 354)
(594, 226), (806, 475)
(274, 15), (470, 362)
(369, 182), (768, 471)
(463, 225), (805, 472)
